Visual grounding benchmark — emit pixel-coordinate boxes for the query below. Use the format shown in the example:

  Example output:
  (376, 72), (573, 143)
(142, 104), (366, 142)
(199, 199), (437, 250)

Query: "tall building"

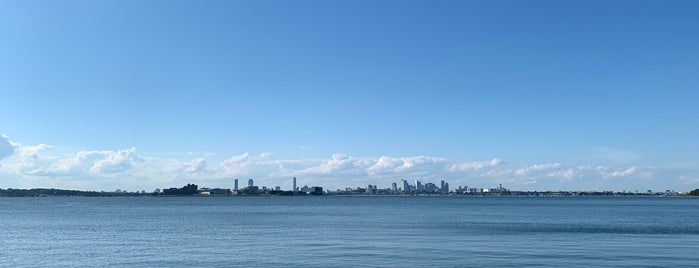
(391, 182), (398, 192)
(440, 180), (450, 193)
(401, 179), (409, 193)
(248, 179), (254, 187)
(415, 180), (422, 193)
(234, 179), (239, 190)
(425, 183), (436, 193)
(293, 177), (297, 192)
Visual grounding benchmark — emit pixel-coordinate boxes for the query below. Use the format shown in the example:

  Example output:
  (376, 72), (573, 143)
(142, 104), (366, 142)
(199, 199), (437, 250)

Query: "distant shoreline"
(0, 188), (692, 198)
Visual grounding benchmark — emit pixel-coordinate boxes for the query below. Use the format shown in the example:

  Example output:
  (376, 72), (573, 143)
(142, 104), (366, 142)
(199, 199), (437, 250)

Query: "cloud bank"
(0, 135), (695, 192)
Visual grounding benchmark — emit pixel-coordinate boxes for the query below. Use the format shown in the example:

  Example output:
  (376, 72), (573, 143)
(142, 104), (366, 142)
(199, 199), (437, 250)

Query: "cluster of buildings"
(155, 178), (685, 197)
(231, 177), (323, 195)
(160, 177), (516, 196)
(161, 183), (232, 196)
(161, 177), (323, 196)
(328, 180), (509, 195)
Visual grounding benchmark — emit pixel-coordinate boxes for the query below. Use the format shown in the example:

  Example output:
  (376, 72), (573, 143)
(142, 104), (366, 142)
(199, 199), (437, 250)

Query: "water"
(2, 196), (698, 267)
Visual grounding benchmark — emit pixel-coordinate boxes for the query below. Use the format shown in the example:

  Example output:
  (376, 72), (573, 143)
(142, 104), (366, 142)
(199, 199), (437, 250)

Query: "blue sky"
(1, 0), (698, 192)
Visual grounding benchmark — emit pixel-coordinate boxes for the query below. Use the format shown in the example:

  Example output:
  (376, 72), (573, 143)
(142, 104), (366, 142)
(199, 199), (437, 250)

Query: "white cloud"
(186, 158), (207, 174)
(301, 154), (371, 175)
(89, 148), (144, 174)
(367, 156), (403, 175)
(593, 166), (649, 179)
(0, 135), (15, 159)
(547, 168), (577, 180)
(0, 136), (697, 192)
(17, 142), (54, 160)
(515, 163), (561, 176)
(607, 166), (637, 178)
(216, 152), (274, 178)
(367, 156), (447, 176)
(448, 158), (502, 171)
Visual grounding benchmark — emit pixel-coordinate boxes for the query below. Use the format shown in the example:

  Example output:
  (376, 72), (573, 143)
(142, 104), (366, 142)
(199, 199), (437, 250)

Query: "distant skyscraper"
(391, 182), (397, 192)
(234, 179), (239, 190)
(401, 179), (409, 193)
(248, 179), (254, 187)
(441, 180), (445, 191)
(293, 177), (297, 192)
(425, 182), (436, 193)
(443, 182), (449, 193)
(415, 180), (422, 193)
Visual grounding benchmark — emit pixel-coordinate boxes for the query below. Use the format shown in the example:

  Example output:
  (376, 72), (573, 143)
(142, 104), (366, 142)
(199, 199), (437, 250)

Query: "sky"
(1, 0), (698, 192)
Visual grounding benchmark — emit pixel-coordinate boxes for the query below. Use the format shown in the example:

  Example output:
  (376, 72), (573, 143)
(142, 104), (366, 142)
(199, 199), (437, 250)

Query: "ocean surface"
(2, 196), (698, 267)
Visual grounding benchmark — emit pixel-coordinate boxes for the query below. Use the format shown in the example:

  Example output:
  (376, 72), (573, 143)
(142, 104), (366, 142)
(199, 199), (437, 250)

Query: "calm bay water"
(2, 196), (698, 267)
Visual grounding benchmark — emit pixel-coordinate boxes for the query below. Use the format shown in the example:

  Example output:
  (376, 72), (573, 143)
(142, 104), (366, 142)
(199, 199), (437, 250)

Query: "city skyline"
(2, 1), (698, 192)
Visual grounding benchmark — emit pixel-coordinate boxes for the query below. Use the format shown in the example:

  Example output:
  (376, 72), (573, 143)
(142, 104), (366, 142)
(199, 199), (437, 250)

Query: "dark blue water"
(2, 196), (698, 267)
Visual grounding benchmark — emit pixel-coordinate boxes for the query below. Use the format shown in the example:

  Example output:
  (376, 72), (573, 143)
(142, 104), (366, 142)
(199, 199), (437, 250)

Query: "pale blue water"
(2, 196), (698, 267)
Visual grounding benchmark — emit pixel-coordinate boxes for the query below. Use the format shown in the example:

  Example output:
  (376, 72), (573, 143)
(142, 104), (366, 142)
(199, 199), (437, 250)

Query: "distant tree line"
(0, 188), (150, 197)
(690, 189), (699, 196)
